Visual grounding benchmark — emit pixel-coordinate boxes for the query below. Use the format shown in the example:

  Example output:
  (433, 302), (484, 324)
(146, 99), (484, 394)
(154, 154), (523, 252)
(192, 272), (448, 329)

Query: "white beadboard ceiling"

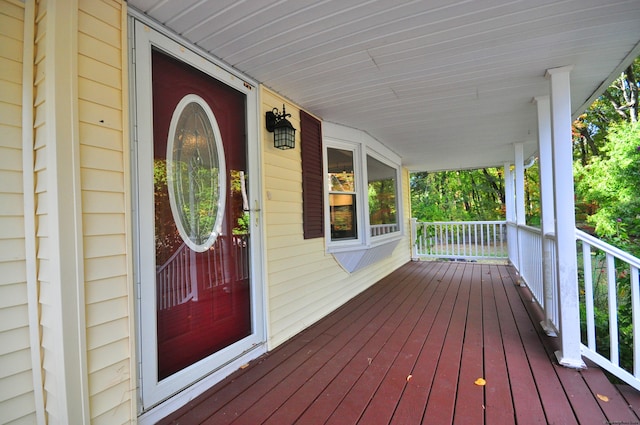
(129, 0), (640, 172)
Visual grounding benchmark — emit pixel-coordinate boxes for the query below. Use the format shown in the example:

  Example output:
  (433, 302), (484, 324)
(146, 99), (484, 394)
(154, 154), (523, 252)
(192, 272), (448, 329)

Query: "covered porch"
(157, 261), (640, 425)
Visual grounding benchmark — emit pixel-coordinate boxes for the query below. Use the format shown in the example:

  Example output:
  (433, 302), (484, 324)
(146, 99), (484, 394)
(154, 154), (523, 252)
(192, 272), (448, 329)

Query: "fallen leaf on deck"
(597, 394), (609, 402)
(240, 363), (250, 369)
(474, 378), (486, 386)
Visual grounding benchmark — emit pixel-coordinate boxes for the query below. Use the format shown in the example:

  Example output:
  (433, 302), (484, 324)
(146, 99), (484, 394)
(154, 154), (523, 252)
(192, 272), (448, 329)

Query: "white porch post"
(504, 162), (518, 267)
(514, 143), (526, 227)
(534, 95), (557, 336)
(513, 143), (526, 284)
(546, 66), (585, 368)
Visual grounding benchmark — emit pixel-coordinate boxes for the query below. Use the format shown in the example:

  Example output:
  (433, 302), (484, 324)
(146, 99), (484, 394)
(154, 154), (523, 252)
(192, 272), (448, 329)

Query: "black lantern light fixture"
(266, 104), (296, 150)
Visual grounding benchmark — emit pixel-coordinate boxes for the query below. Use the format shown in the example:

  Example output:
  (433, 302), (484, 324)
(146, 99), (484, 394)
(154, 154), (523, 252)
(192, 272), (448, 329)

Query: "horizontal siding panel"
(88, 359), (129, 396)
(92, 402), (131, 425)
(0, 216), (24, 238)
(78, 55), (121, 89)
(0, 1), (24, 19)
(87, 338), (130, 375)
(81, 168), (124, 193)
(264, 151), (301, 170)
(83, 213), (125, 236)
(264, 175), (302, 193)
(0, 32), (22, 61)
(0, 102), (21, 128)
(0, 193), (23, 215)
(84, 255), (126, 282)
(81, 191), (124, 213)
(83, 234), (126, 259)
(88, 381), (129, 419)
(0, 369), (33, 403)
(0, 349), (32, 380)
(78, 99), (123, 131)
(264, 163), (302, 182)
(80, 144), (124, 172)
(78, 10), (120, 49)
(0, 305), (28, 333)
(267, 242), (326, 262)
(264, 188), (303, 204)
(79, 0), (121, 29)
(0, 391), (36, 424)
(78, 32), (121, 69)
(0, 283), (27, 310)
(79, 122), (123, 151)
(79, 77), (121, 110)
(265, 212), (302, 226)
(0, 147), (21, 170)
(0, 125), (21, 149)
(85, 297), (129, 328)
(0, 58), (21, 85)
(265, 200), (302, 214)
(0, 15), (23, 43)
(0, 261), (26, 285)
(86, 318), (128, 352)
(0, 80), (22, 105)
(0, 170), (24, 193)
(0, 327), (30, 356)
(267, 233), (323, 250)
(85, 276), (127, 305)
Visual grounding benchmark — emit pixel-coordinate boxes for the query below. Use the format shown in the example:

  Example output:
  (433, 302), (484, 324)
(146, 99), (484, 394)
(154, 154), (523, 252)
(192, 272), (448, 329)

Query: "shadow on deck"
(159, 261), (640, 424)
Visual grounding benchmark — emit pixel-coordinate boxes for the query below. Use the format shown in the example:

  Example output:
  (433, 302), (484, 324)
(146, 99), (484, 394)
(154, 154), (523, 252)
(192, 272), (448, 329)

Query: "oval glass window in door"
(166, 94), (226, 252)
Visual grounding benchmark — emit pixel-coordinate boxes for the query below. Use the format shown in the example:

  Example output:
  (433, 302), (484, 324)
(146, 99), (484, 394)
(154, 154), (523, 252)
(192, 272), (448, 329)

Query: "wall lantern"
(266, 104), (296, 150)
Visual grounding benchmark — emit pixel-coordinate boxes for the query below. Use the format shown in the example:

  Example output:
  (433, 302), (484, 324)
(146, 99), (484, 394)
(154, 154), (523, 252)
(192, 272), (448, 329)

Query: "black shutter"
(300, 110), (324, 239)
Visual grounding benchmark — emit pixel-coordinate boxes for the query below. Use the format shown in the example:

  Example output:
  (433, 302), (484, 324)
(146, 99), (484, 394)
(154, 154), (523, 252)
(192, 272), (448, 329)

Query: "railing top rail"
(415, 220), (507, 225)
(576, 229), (640, 269)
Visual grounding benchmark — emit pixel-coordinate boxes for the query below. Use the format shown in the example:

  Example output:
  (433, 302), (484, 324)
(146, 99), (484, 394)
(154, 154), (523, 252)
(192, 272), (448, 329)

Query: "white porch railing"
(412, 219), (640, 390)
(575, 229), (640, 390)
(411, 219), (508, 260)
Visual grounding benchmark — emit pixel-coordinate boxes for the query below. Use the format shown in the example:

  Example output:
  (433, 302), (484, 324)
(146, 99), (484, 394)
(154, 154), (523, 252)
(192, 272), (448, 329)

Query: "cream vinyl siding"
(261, 88), (410, 349)
(0, 2), (37, 424)
(78, 1), (132, 423)
(28, 0), (134, 423)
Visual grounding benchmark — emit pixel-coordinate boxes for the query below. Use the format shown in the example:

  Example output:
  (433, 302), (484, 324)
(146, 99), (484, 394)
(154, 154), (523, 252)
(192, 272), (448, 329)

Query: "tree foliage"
(573, 57), (640, 256)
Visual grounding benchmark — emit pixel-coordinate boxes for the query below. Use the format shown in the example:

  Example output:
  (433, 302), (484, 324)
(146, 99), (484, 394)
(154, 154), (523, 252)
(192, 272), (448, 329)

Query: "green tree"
(574, 122), (640, 250)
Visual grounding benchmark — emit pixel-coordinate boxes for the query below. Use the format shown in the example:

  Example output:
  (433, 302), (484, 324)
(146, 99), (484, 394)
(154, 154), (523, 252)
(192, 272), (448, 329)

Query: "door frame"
(129, 14), (267, 417)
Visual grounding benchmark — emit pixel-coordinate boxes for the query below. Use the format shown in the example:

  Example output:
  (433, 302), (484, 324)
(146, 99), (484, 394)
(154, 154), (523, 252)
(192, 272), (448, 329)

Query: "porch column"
(504, 162), (518, 267)
(513, 143), (526, 283)
(534, 95), (557, 336)
(546, 66), (585, 368)
(514, 143), (526, 226)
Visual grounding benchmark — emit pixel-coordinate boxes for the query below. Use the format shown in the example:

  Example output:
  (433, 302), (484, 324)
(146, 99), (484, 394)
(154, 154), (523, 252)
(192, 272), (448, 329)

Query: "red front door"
(151, 49), (251, 380)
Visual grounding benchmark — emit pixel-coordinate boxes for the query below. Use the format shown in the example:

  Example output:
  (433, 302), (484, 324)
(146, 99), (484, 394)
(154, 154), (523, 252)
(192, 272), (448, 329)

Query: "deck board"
(157, 261), (640, 425)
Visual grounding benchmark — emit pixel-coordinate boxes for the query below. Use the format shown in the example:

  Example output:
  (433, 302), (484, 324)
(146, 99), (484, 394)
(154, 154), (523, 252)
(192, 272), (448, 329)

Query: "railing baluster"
(632, 265), (640, 377)
(607, 253), (619, 366)
(582, 241), (596, 351)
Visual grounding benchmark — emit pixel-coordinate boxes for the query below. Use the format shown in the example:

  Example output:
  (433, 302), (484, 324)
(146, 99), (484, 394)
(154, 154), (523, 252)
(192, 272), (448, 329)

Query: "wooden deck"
(158, 261), (640, 425)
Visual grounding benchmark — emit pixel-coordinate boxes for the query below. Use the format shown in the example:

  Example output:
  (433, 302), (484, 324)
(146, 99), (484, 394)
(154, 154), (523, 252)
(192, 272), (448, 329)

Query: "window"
(367, 154), (399, 237)
(323, 123), (403, 271)
(324, 127), (402, 251)
(328, 147), (358, 241)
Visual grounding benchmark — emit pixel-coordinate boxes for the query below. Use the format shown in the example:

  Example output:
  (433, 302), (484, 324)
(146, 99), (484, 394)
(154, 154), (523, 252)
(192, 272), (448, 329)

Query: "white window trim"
(323, 123), (403, 260)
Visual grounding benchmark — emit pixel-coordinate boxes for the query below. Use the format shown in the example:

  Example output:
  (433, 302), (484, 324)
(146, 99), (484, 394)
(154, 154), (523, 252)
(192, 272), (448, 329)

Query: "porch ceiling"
(129, 0), (640, 172)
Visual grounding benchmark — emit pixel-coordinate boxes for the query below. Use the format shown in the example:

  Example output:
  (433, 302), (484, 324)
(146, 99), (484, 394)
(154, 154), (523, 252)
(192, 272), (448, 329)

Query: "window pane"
(367, 155), (398, 236)
(330, 194), (357, 240)
(328, 148), (355, 192)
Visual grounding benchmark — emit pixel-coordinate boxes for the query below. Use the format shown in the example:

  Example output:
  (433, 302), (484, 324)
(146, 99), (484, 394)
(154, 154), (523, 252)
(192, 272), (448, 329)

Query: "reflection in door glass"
(167, 95), (226, 252)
